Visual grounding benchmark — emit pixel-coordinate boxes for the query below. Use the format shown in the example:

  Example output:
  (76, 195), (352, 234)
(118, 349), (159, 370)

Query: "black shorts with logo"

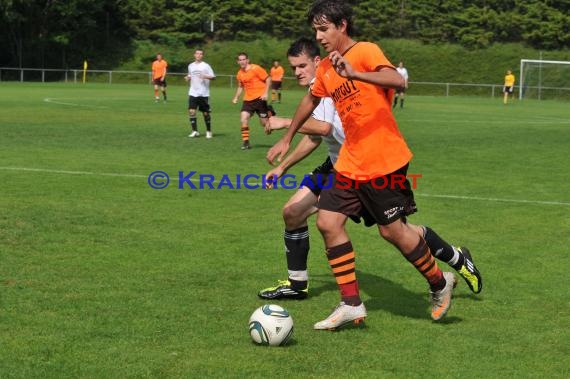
(153, 79), (167, 87)
(241, 98), (270, 118)
(299, 156), (334, 196)
(317, 165), (417, 227)
(188, 96), (211, 112)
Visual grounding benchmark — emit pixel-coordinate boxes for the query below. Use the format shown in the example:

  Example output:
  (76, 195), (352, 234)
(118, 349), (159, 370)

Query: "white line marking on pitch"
(43, 98), (109, 109)
(2, 166), (569, 207)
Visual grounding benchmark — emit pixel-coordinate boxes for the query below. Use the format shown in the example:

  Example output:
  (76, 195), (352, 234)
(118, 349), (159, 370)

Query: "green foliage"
(0, 1), (568, 69)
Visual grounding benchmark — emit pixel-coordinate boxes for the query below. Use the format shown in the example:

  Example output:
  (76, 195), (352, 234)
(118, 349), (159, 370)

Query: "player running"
(259, 38), (482, 313)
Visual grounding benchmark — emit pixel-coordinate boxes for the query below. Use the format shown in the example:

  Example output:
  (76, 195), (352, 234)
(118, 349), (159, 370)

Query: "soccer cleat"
(258, 280), (308, 300)
(206, 131), (213, 139)
(188, 131), (200, 138)
(314, 302), (367, 330)
(456, 246), (482, 293)
(430, 271), (457, 321)
(241, 141), (251, 150)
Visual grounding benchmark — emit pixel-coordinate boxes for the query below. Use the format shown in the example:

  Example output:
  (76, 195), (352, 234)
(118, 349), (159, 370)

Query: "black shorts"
(241, 98), (270, 118)
(188, 96), (211, 112)
(503, 86), (513, 94)
(271, 81), (282, 90)
(299, 157), (334, 196)
(317, 165), (417, 227)
(153, 79), (167, 87)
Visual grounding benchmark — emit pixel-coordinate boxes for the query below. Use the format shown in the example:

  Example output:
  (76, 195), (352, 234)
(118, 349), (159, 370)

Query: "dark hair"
(307, 0), (354, 37)
(237, 52), (248, 59)
(287, 37), (321, 59)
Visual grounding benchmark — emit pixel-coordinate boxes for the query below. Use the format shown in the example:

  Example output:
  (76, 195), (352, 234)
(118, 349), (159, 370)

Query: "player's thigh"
(240, 111), (252, 124)
(283, 187), (318, 221)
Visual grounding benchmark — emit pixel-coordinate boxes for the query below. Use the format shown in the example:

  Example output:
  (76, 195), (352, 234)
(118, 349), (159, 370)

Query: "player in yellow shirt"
(151, 53), (168, 102)
(503, 70), (515, 104)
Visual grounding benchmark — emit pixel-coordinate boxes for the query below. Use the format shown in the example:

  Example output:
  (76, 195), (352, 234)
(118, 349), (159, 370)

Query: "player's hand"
(267, 139), (290, 166)
(184, 75), (190, 82)
(264, 167), (284, 189)
(260, 94), (268, 101)
(264, 121), (272, 135)
(232, 97), (238, 104)
(329, 51), (354, 79)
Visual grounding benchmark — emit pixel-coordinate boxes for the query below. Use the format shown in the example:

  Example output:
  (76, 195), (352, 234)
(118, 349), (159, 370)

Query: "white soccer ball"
(248, 304), (294, 346)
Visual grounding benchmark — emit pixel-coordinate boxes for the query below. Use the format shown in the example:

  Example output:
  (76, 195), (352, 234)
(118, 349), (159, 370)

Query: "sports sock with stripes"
(284, 226), (309, 290)
(241, 125), (249, 142)
(402, 237), (446, 291)
(326, 241), (361, 306)
(190, 116), (197, 132)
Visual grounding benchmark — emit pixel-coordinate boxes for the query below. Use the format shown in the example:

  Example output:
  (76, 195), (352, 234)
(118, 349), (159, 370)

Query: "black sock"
(424, 226), (464, 269)
(190, 117), (197, 132)
(400, 99), (404, 108)
(284, 226), (309, 289)
(204, 113), (211, 132)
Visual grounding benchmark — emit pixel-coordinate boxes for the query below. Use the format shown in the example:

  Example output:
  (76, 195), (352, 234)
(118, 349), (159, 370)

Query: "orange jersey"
(311, 42), (412, 179)
(270, 65), (284, 82)
(237, 64), (269, 101)
(152, 59), (168, 80)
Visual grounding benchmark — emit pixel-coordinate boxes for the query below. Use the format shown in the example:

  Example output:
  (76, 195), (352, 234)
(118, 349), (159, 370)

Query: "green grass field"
(1, 82), (569, 378)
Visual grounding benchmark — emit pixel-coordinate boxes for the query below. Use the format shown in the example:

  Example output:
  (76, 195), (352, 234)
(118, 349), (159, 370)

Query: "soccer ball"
(248, 304), (294, 346)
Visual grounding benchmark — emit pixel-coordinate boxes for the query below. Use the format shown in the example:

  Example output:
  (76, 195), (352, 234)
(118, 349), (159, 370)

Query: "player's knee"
(316, 215), (337, 235)
(283, 203), (304, 226)
(189, 109), (197, 117)
(378, 222), (405, 243)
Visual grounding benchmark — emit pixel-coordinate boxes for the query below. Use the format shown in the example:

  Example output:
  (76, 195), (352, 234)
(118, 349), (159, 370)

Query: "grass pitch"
(0, 82), (569, 378)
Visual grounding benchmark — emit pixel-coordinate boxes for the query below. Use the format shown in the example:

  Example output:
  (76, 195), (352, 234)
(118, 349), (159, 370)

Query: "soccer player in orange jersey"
(232, 52), (274, 150)
(151, 53), (168, 102)
(270, 60), (285, 103)
(267, 0), (482, 329)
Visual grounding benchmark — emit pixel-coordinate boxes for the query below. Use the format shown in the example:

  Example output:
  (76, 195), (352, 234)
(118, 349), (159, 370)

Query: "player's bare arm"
(261, 77), (272, 101)
(329, 51), (404, 89)
(266, 92), (320, 165)
(232, 84), (243, 104)
(265, 135), (321, 188)
(268, 116), (332, 137)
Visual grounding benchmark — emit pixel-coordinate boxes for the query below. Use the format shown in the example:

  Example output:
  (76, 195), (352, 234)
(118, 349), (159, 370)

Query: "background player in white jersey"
(393, 61), (409, 109)
(259, 39), (481, 301)
(185, 49), (216, 138)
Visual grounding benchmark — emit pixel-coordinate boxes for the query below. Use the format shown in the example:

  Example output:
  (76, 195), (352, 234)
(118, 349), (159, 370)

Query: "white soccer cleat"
(188, 131), (200, 138)
(206, 131), (213, 139)
(430, 271), (457, 321)
(314, 301), (367, 330)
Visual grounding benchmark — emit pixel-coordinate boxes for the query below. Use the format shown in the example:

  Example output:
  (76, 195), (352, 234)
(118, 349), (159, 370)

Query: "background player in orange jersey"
(267, 0), (482, 330)
(232, 52), (274, 150)
(270, 60), (285, 103)
(151, 53), (168, 102)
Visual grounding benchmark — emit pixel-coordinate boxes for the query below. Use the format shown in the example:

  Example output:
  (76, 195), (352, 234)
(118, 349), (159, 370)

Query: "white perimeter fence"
(1, 67), (569, 99)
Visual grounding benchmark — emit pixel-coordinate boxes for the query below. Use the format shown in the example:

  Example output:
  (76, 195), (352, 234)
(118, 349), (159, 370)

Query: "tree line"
(1, 0), (568, 69)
